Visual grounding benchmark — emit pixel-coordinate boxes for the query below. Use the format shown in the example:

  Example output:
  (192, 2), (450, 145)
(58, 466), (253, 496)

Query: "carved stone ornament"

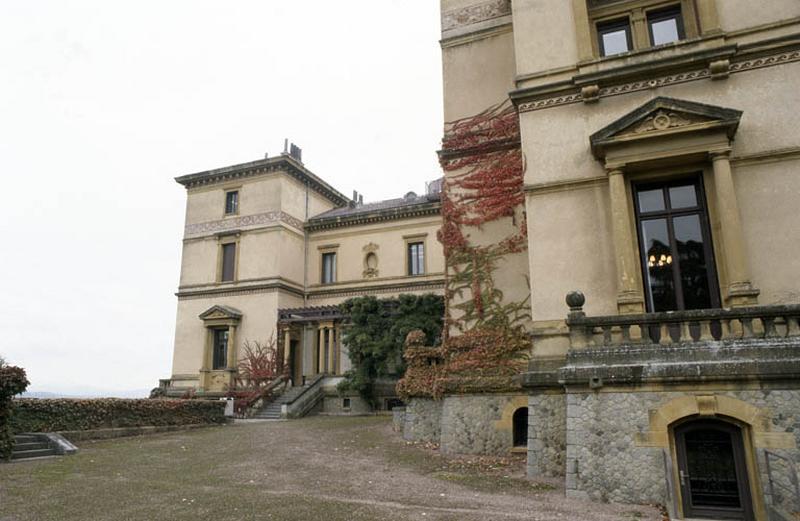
(627, 110), (702, 134)
(363, 251), (379, 279)
(441, 0), (511, 31)
(363, 242), (379, 253)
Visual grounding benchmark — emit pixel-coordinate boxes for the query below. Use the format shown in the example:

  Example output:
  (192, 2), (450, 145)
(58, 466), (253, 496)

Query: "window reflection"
(641, 219), (676, 312)
(669, 184), (697, 209)
(674, 214), (712, 309)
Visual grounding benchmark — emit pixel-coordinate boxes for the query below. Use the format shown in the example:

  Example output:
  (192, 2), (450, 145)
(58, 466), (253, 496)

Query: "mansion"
(166, 151), (444, 405)
(164, 1), (800, 520)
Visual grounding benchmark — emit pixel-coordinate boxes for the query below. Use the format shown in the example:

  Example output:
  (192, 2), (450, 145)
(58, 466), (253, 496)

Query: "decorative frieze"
(441, 0), (511, 32)
(517, 48), (800, 114)
(184, 211), (304, 238)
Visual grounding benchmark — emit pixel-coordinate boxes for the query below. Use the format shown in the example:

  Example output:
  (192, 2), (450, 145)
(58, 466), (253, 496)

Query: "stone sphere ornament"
(566, 290), (585, 311)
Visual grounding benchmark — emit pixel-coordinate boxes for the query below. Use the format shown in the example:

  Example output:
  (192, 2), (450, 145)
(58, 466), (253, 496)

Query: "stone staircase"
(10, 434), (58, 461)
(252, 375), (324, 420)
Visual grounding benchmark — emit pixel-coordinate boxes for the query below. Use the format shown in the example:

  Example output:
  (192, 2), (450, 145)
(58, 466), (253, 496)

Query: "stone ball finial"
(566, 291), (585, 311)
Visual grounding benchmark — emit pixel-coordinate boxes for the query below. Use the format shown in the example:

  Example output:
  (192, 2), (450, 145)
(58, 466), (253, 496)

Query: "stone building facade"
(399, 2), (800, 520)
(164, 151), (445, 411)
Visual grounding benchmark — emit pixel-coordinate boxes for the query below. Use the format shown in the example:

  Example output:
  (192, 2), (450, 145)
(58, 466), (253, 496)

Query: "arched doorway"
(674, 419), (754, 520)
(512, 407), (528, 447)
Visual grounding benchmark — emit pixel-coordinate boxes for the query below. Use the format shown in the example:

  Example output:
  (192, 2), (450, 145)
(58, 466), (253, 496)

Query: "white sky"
(0, 1), (444, 395)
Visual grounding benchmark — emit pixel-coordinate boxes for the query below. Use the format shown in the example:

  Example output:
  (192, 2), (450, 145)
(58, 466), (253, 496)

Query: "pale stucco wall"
(441, 9), (516, 122)
(520, 60), (800, 328)
(717, 0), (800, 33)
(512, 0), (579, 76)
(307, 215), (444, 287)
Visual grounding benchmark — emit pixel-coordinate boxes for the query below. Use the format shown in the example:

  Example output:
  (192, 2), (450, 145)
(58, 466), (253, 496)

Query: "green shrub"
(10, 398), (226, 434)
(338, 294), (444, 406)
(0, 364), (30, 459)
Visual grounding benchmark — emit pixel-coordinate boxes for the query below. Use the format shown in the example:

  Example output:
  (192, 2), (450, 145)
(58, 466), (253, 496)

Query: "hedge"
(10, 398), (226, 434)
(1, 365), (30, 459)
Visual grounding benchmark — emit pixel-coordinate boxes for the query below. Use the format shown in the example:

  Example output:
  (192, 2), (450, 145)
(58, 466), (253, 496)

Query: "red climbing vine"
(398, 100), (531, 400)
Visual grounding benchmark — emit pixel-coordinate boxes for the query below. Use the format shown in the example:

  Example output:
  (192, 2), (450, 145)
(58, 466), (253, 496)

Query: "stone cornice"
(305, 201), (441, 232)
(174, 155), (349, 207)
(307, 278), (445, 300)
(176, 279), (305, 300)
(511, 37), (800, 113)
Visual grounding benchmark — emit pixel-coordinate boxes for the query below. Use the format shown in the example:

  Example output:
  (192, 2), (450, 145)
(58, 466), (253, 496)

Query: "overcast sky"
(0, 1), (444, 395)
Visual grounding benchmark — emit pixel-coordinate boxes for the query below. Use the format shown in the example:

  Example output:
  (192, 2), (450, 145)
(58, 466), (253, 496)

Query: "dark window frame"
(597, 16), (633, 57)
(225, 190), (239, 215)
(646, 5), (685, 47)
(321, 251), (337, 284)
(633, 175), (721, 312)
(407, 241), (425, 276)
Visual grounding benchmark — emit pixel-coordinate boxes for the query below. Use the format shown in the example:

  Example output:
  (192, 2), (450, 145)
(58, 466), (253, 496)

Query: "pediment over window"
(590, 97), (742, 159)
(199, 305), (242, 322)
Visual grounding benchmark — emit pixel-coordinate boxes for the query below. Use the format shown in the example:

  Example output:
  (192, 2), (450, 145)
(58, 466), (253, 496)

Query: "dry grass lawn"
(0, 416), (661, 521)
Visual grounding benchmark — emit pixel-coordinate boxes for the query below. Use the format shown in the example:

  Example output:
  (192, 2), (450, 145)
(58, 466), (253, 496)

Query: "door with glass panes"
(634, 176), (721, 313)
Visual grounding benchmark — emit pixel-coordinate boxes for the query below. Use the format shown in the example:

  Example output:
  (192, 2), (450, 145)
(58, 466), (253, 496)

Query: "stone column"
(608, 169), (645, 314)
(331, 327), (338, 376)
(710, 150), (759, 306)
(283, 328), (291, 375)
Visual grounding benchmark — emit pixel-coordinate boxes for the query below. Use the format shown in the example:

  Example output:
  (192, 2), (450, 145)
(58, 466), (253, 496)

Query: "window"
(634, 177), (720, 312)
(342, 398), (351, 410)
(225, 190), (239, 215)
(597, 17), (632, 56)
(321, 252), (336, 284)
(221, 243), (236, 282)
(212, 328), (229, 370)
(647, 6), (684, 46)
(586, 1), (695, 58)
(407, 242), (425, 276)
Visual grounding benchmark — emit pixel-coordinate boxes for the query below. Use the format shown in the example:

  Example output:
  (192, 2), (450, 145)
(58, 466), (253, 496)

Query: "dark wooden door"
(675, 420), (754, 520)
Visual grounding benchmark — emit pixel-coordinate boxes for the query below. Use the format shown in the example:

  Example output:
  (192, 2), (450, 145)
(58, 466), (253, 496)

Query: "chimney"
(358, 194), (364, 205)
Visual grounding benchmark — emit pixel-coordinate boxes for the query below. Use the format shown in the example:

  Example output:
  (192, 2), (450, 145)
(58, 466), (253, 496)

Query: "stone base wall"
(403, 398), (442, 443)
(560, 389), (800, 514)
(527, 392), (566, 477)
(403, 394), (528, 455)
(321, 395), (373, 415)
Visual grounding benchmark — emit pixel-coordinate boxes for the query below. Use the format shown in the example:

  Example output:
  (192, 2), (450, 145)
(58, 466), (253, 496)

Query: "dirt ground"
(0, 416), (662, 521)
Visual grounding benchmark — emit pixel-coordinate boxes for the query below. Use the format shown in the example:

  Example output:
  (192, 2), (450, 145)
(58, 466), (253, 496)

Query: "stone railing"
(564, 291), (800, 349)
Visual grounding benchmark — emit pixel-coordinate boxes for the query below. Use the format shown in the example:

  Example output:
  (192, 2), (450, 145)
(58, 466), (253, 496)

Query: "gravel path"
(0, 416), (662, 521)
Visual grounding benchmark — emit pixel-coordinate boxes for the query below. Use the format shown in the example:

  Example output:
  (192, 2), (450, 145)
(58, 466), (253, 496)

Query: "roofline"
(174, 154), (350, 206)
(305, 200), (442, 232)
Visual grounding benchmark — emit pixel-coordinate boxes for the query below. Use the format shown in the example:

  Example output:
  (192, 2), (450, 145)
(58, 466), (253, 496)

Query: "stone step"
(11, 448), (57, 460)
(14, 442), (50, 451)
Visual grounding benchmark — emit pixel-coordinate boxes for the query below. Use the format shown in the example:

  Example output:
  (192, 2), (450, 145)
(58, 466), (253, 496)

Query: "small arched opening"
(512, 407), (528, 447)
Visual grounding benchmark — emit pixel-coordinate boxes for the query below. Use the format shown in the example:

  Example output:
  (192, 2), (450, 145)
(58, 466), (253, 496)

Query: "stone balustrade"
(564, 291), (800, 349)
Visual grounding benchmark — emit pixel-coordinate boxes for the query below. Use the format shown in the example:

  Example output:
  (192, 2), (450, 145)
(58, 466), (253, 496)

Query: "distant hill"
(19, 388), (152, 399)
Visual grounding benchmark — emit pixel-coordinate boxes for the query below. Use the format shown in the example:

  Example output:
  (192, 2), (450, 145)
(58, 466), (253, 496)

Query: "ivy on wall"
(337, 294), (444, 406)
(398, 101), (531, 400)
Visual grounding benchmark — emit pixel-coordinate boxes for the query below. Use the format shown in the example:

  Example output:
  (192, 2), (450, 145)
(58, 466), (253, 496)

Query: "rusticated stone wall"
(560, 389), (800, 514)
(527, 393), (566, 477)
(402, 394), (528, 455)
